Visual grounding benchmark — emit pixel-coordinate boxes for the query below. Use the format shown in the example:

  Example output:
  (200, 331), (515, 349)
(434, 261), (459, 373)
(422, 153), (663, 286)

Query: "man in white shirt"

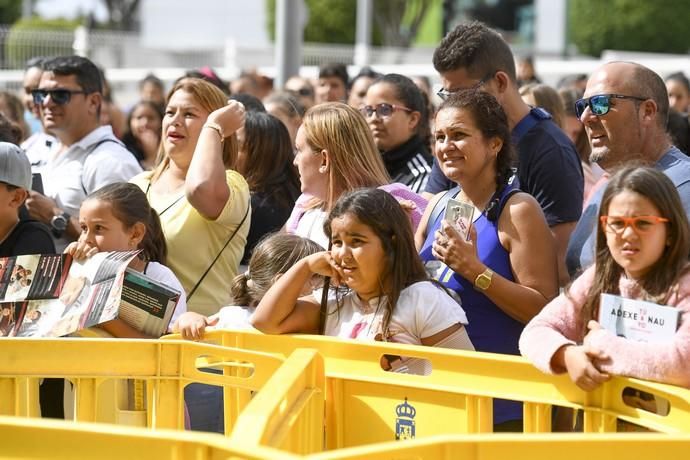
(19, 57), (56, 165)
(25, 55), (142, 250)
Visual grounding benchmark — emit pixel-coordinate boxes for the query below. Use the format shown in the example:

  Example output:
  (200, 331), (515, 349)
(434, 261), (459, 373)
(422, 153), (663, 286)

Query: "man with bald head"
(565, 61), (690, 277)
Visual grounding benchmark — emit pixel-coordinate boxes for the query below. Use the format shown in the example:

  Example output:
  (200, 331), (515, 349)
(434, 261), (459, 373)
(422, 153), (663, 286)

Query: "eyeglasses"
(574, 94), (647, 119)
(31, 89), (89, 106)
(288, 87), (313, 97)
(600, 215), (669, 234)
(359, 103), (412, 118)
(436, 73), (494, 101)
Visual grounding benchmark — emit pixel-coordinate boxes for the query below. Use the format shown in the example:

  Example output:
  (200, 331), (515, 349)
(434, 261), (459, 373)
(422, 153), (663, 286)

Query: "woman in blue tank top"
(416, 89), (558, 430)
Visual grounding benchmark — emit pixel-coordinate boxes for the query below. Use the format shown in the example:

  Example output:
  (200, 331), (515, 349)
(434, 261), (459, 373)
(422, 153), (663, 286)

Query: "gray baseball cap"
(0, 142), (31, 190)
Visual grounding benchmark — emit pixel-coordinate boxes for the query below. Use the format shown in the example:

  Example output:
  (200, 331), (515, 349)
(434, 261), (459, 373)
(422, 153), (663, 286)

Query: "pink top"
(519, 266), (690, 388)
(284, 183), (428, 234)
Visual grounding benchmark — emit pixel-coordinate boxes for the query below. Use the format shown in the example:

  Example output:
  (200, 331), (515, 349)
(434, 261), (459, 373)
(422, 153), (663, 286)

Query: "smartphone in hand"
(444, 198), (474, 241)
(31, 173), (44, 195)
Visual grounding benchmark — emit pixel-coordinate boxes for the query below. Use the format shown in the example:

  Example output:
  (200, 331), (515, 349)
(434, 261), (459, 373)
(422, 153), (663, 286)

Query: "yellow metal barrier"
(2, 415), (690, 460)
(309, 433), (690, 460)
(0, 337), (284, 434)
(230, 348), (325, 454)
(0, 415), (296, 460)
(164, 330), (690, 449)
(3, 332), (689, 457)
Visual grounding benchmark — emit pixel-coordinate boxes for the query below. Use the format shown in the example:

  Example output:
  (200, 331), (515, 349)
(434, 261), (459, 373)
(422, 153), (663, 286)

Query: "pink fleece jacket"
(519, 266), (690, 388)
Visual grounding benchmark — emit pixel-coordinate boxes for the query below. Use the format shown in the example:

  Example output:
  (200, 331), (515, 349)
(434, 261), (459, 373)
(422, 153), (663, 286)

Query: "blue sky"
(35, 0), (108, 21)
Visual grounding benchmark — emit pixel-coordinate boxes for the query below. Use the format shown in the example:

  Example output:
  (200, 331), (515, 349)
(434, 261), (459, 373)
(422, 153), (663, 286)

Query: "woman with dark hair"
(347, 66), (381, 110)
(417, 89), (558, 429)
(237, 111), (301, 263)
(362, 73), (433, 193)
(122, 100), (164, 170)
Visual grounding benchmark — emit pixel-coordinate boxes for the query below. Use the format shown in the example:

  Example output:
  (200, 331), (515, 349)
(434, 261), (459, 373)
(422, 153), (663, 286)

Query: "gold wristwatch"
(474, 268), (494, 291)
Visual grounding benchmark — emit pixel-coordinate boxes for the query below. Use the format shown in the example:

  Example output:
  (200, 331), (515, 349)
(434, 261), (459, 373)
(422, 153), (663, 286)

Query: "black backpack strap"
(81, 138), (127, 195)
(187, 198), (251, 302)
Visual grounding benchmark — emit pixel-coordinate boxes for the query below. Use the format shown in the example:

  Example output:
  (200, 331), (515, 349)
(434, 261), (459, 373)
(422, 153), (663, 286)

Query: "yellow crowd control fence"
(2, 331), (690, 457)
(0, 415), (297, 460)
(309, 433), (690, 460)
(0, 337), (285, 434)
(2, 415), (690, 460)
(163, 329), (690, 451)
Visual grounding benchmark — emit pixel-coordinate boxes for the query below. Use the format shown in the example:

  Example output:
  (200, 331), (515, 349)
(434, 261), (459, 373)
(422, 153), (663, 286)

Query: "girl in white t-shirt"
(65, 182), (187, 337)
(252, 188), (474, 357)
(174, 233), (324, 340)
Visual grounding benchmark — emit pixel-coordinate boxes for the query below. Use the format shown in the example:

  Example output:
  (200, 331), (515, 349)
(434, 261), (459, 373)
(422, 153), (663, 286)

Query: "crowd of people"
(1, 19), (689, 433)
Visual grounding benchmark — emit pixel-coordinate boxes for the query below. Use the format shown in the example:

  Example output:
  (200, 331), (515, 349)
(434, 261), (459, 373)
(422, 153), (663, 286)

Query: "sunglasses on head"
(31, 88), (89, 106)
(574, 93), (647, 119)
(600, 215), (669, 234)
(359, 103), (412, 118)
(436, 72), (495, 101)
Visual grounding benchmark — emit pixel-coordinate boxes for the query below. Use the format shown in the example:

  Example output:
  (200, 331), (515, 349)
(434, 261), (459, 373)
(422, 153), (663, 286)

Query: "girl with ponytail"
(174, 233), (323, 340)
(65, 182), (186, 338)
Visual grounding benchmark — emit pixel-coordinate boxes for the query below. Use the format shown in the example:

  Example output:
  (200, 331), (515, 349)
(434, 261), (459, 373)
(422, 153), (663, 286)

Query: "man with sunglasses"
(426, 21), (584, 288)
(19, 57), (56, 166)
(24, 55), (141, 250)
(566, 61), (690, 278)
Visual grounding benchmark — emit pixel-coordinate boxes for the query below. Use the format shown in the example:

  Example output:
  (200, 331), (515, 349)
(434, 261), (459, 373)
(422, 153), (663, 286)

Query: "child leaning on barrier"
(251, 188), (475, 368)
(65, 182), (187, 338)
(520, 166), (690, 391)
(173, 232), (324, 340)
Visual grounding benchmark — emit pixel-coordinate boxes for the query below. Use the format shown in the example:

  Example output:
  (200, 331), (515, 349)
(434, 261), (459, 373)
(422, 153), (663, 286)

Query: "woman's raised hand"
(432, 220), (484, 281)
(206, 100), (246, 138)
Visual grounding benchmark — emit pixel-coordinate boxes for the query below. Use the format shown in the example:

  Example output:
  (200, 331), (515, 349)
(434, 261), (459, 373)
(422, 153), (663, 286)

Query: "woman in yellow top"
(131, 78), (250, 316)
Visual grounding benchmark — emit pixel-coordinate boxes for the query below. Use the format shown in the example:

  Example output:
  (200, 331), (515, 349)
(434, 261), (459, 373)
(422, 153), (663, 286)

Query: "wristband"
(203, 122), (225, 142)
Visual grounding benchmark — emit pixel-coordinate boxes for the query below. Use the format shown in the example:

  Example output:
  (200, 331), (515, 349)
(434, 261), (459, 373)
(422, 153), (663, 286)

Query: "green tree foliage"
(266, 0), (435, 46)
(5, 17), (82, 69)
(569, 0), (690, 56)
(0, 0), (22, 24)
(374, 0), (431, 48)
(267, 0), (357, 44)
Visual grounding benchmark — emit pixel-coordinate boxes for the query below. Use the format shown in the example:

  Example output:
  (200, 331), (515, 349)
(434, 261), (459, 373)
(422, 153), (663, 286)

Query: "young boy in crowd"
(0, 142), (54, 255)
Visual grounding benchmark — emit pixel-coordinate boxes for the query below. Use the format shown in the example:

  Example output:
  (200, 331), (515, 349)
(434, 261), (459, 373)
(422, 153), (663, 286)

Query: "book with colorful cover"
(0, 251), (179, 338)
(119, 268), (181, 337)
(597, 293), (680, 343)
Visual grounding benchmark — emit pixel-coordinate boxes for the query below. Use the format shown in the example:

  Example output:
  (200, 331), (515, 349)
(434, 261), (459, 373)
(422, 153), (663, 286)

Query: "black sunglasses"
(574, 93), (647, 119)
(32, 89), (89, 106)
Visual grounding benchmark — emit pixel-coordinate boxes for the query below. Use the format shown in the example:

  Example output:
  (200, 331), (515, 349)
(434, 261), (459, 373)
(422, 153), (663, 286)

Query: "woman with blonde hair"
(286, 102), (426, 248)
(131, 77), (250, 317)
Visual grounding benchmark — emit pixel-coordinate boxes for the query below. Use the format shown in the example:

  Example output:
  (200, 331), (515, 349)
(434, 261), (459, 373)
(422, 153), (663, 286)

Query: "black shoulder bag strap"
(187, 199), (251, 301)
(318, 241), (333, 335)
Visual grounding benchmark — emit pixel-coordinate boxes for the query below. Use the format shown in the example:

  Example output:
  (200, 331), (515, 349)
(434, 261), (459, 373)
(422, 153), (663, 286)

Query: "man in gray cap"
(0, 142), (54, 255)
